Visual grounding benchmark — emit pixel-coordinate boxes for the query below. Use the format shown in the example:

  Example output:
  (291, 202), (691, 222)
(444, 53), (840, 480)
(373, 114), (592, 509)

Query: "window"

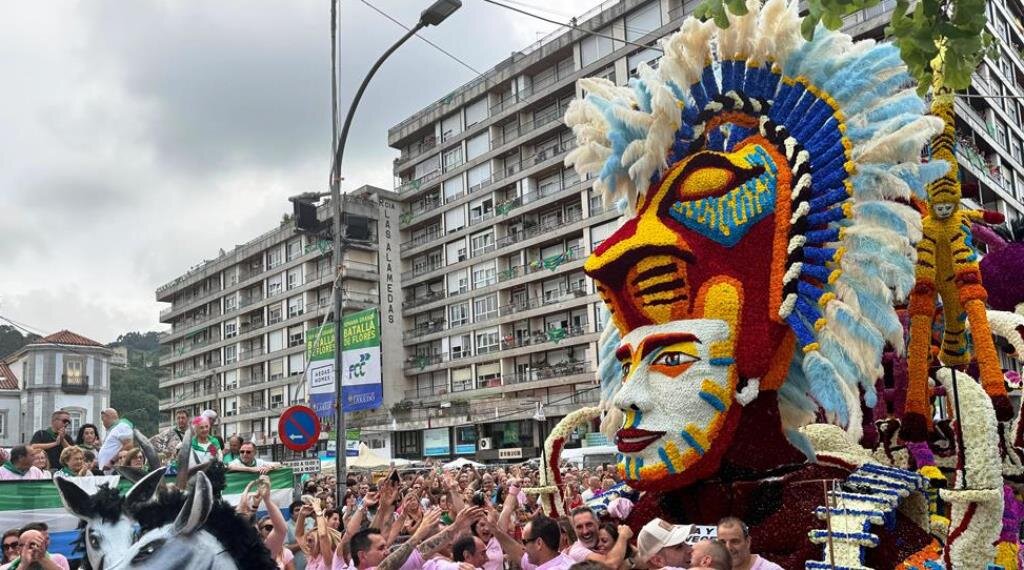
(286, 239), (302, 261)
(470, 197), (494, 224)
(474, 294), (498, 321)
(448, 270), (469, 295)
(443, 147), (464, 171)
(476, 330), (500, 354)
(270, 359), (285, 380)
(287, 296), (304, 318)
(473, 263), (497, 288)
(224, 295), (237, 311)
(625, 2), (662, 42)
(467, 163), (491, 191)
(224, 370), (238, 389)
(444, 176), (465, 201)
(441, 113), (463, 141)
(270, 390), (284, 408)
(289, 354), (305, 375)
(591, 219), (619, 249)
(414, 155), (440, 179)
(450, 303), (470, 327)
(267, 248), (283, 269)
(465, 97), (488, 127)
(451, 335), (472, 359)
(267, 274), (283, 296)
(0, 411), (8, 438)
(471, 231), (495, 256)
(288, 326), (304, 347)
(287, 269), (301, 290)
(224, 346), (237, 365)
(225, 322), (238, 339)
(446, 239), (468, 263)
(581, 25), (615, 66)
(396, 431), (421, 456)
(466, 132), (490, 160)
(452, 367), (473, 391)
(628, 48), (661, 76)
(63, 357), (86, 387)
(269, 306), (283, 325)
(477, 362), (501, 386)
(445, 207), (466, 233)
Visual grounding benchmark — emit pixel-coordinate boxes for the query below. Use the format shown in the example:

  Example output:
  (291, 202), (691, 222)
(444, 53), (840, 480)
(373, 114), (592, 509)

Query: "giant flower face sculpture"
(567, 0), (944, 492)
(613, 319), (738, 485)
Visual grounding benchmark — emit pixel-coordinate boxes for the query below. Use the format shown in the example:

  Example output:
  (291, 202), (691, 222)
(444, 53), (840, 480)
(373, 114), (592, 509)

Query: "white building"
(4, 330), (112, 442)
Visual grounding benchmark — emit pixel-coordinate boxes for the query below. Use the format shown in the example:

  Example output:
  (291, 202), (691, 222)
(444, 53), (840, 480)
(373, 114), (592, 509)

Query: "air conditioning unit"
(479, 437), (494, 450)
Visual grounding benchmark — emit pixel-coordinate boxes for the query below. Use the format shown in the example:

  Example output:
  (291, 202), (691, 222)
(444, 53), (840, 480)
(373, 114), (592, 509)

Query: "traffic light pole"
(330, 21), (424, 506)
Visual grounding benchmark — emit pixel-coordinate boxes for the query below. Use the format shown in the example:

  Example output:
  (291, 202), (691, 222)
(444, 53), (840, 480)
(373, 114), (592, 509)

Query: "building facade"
(155, 187), (403, 456)
(385, 0), (1024, 460)
(0, 362), (21, 448)
(2, 330), (112, 443)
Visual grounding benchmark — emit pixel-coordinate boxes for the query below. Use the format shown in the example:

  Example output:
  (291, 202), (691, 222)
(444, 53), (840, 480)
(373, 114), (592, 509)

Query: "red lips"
(616, 428), (666, 453)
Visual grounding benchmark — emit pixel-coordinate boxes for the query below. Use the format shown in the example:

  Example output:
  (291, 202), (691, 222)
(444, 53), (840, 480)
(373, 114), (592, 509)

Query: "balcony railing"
(61, 375), (88, 394)
(404, 321), (446, 339)
(492, 103), (570, 147)
(499, 284), (589, 316)
(397, 169), (441, 194)
(502, 361), (590, 385)
(402, 363), (593, 400)
(401, 228), (443, 251)
(403, 260), (444, 280)
(500, 322), (592, 350)
(403, 290), (446, 310)
(396, 134), (438, 164)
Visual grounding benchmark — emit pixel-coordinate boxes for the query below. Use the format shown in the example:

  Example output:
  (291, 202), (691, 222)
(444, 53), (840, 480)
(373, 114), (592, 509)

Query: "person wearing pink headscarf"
(188, 415), (223, 464)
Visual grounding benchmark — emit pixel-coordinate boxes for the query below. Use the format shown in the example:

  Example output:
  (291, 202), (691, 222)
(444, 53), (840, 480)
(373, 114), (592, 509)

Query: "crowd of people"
(0, 408), (781, 570)
(257, 463), (782, 570)
(0, 408), (283, 482)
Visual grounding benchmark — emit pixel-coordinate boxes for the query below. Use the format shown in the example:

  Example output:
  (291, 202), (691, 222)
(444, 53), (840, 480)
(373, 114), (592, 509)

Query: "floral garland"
(531, 406), (604, 517)
(933, 367), (1003, 568)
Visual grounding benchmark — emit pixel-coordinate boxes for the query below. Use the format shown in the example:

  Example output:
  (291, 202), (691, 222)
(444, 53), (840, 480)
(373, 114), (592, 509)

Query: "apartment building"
(385, 0), (1024, 461)
(155, 186), (402, 455)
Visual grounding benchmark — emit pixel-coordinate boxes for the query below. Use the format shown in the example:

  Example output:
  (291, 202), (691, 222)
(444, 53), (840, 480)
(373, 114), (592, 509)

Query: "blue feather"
(803, 350), (849, 426)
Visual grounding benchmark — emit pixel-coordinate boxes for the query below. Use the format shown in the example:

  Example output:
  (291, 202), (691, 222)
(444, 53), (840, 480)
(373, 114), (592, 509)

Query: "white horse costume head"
(110, 471), (238, 570)
(55, 467), (166, 570)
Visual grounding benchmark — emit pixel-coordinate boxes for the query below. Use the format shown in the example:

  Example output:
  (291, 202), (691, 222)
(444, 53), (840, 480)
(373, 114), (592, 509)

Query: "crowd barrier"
(0, 468), (295, 560)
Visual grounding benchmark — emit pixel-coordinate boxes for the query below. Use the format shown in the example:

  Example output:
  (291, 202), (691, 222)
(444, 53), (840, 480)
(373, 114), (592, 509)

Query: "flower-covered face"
(612, 319), (737, 485)
(932, 202), (956, 219)
(585, 137), (793, 383)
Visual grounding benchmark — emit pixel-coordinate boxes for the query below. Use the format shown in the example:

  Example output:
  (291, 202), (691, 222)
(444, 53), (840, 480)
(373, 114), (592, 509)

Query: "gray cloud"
(0, 0), (602, 342)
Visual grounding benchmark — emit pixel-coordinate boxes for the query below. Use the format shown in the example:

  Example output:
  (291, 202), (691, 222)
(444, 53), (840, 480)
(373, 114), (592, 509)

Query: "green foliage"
(110, 364), (164, 436)
(109, 331), (161, 352)
(887, 0), (994, 94)
(693, 0), (992, 94)
(0, 325), (40, 359)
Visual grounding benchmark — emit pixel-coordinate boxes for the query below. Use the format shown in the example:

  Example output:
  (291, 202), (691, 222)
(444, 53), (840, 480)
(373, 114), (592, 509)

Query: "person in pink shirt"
(715, 518), (782, 570)
(636, 518), (696, 570)
(566, 507), (631, 567)
(0, 446), (48, 480)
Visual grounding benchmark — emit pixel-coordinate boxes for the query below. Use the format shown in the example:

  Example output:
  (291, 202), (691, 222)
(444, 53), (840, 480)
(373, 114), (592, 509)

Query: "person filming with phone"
(29, 411), (74, 473)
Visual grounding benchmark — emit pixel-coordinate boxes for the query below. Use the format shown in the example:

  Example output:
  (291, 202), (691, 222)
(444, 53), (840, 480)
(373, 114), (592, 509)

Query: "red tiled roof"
(40, 330), (103, 347)
(0, 361), (18, 390)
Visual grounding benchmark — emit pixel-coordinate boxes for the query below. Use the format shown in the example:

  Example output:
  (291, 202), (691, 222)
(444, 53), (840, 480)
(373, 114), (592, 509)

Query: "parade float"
(530, 0), (1024, 566)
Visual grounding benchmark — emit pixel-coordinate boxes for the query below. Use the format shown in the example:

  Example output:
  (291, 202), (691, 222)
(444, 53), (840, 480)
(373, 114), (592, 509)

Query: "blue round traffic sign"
(278, 405), (322, 452)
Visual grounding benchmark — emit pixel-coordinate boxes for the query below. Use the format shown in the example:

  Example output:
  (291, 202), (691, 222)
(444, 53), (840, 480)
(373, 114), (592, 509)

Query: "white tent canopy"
(442, 457), (486, 470)
(320, 443), (414, 472)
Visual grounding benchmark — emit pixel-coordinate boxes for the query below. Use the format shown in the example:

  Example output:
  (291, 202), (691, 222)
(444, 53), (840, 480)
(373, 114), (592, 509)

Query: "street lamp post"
(329, 0), (462, 505)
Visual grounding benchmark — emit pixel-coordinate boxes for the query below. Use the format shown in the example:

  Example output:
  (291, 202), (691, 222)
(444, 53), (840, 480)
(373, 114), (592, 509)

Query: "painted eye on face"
(620, 361), (632, 377)
(651, 350), (699, 376)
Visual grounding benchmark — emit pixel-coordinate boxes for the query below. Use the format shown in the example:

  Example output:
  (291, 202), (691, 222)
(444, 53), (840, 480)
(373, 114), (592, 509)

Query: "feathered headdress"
(566, 0), (946, 442)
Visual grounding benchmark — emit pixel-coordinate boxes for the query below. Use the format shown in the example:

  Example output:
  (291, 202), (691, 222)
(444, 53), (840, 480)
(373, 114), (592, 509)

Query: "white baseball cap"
(637, 518), (695, 563)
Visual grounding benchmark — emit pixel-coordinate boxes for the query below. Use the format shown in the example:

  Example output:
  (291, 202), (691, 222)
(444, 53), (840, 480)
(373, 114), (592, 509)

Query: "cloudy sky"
(0, 0), (603, 344)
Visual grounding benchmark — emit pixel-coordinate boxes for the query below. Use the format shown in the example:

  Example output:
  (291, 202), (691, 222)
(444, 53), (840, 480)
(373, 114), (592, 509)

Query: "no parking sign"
(278, 405), (322, 452)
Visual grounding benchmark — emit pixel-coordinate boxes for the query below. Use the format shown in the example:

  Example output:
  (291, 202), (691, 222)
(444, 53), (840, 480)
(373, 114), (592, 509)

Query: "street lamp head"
(419, 0), (461, 26)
